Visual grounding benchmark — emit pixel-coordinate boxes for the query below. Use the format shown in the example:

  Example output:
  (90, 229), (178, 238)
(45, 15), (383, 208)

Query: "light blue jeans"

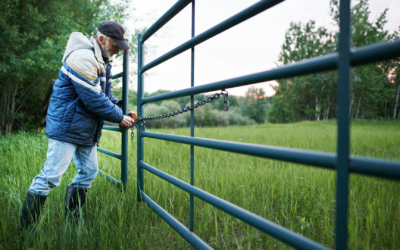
(29, 138), (98, 196)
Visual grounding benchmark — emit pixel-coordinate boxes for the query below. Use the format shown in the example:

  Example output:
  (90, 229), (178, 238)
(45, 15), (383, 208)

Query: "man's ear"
(98, 36), (105, 46)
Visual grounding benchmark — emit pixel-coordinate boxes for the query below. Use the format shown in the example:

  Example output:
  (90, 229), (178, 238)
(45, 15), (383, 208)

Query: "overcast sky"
(115, 0), (400, 97)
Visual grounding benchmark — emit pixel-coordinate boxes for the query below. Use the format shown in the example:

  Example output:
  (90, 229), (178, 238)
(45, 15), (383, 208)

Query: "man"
(19, 21), (135, 230)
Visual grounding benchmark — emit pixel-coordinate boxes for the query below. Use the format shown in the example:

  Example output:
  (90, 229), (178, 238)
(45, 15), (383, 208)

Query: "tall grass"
(0, 120), (399, 249)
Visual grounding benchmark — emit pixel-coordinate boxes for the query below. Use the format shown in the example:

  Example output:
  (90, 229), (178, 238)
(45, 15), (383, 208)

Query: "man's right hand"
(119, 115), (134, 128)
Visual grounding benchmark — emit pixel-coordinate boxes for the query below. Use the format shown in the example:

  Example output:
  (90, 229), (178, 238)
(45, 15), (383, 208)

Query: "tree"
(268, 0), (399, 123)
(270, 20), (337, 123)
(331, 0), (399, 119)
(240, 86), (269, 124)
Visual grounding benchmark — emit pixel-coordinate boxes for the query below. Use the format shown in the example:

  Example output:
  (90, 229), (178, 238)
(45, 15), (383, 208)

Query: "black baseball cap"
(98, 21), (130, 50)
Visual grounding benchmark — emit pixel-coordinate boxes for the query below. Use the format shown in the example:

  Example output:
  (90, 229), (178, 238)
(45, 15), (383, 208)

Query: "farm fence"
(101, 0), (400, 249)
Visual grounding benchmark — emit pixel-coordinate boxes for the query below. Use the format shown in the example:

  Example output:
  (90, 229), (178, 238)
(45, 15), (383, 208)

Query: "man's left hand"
(128, 111), (137, 121)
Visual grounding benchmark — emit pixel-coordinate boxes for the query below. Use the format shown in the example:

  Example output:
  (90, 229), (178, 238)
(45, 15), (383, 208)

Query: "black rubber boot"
(19, 191), (47, 232)
(64, 185), (88, 223)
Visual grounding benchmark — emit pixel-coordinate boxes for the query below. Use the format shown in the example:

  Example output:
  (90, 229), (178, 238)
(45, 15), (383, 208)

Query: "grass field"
(0, 120), (399, 249)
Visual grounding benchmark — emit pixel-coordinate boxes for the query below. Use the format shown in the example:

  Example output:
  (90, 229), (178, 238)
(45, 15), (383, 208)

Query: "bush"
(141, 100), (256, 129)
(228, 112), (255, 126)
(144, 102), (187, 129)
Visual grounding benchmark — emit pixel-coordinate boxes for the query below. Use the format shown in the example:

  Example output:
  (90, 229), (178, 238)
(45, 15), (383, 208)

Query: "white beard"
(101, 39), (113, 59)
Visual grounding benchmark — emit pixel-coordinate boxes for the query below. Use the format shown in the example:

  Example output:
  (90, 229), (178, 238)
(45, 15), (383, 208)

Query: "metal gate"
(134, 0), (400, 249)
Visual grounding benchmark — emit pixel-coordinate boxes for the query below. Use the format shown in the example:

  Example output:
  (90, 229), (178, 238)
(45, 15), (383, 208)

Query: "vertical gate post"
(189, 0), (195, 232)
(335, 0), (351, 249)
(137, 34), (144, 201)
(121, 39), (129, 191)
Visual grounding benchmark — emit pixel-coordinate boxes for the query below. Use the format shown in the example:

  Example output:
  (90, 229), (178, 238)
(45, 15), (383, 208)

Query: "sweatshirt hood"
(62, 32), (94, 63)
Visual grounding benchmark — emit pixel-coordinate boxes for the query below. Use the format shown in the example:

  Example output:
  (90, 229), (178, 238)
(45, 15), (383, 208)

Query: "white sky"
(114, 0), (400, 97)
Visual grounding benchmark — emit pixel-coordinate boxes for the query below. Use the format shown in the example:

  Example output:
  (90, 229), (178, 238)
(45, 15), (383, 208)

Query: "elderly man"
(19, 21), (134, 230)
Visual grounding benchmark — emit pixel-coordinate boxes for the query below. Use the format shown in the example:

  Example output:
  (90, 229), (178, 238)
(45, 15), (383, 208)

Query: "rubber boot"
(64, 185), (88, 223)
(19, 191), (47, 232)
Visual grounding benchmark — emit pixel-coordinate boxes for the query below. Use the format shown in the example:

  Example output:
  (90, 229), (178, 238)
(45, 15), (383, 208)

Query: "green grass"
(0, 120), (399, 249)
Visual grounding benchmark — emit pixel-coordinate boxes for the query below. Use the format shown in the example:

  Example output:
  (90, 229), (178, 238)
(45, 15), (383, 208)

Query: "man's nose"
(116, 48), (121, 55)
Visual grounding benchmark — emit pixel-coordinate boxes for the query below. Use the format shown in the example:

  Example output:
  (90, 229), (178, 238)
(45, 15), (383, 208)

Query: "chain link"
(129, 90), (229, 140)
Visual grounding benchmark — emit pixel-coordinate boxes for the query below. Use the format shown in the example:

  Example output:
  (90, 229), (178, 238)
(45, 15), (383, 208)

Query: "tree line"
(268, 0), (400, 123)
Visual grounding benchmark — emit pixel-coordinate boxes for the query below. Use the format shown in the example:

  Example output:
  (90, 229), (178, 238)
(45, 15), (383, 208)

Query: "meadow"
(0, 120), (399, 249)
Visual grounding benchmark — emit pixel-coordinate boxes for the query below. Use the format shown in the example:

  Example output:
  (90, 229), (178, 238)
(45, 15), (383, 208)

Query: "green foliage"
(279, 20), (336, 64)
(111, 87), (137, 111)
(268, 0), (399, 123)
(337, 0), (399, 119)
(239, 86), (269, 123)
(111, 87), (270, 128)
(270, 18), (338, 123)
(160, 100), (181, 111)
(267, 94), (292, 123)
(210, 94), (239, 110)
(0, 0), (132, 134)
(1, 121), (399, 248)
(142, 98), (255, 129)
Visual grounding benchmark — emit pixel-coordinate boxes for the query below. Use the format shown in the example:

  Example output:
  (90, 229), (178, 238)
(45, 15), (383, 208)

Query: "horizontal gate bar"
(102, 126), (122, 132)
(98, 169), (122, 189)
(141, 191), (213, 250)
(142, 132), (400, 180)
(142, 131), (336, 169)
(142, 0), (192, 43)
(140, 161), (330, 250)
(350, 156), (400, 180)
(112, 72), (123, 79)
(351, 40), (400, 65)
(141, 0), (284, 73)
(142, 40), (400, 104)
(97, 147), (122, 160)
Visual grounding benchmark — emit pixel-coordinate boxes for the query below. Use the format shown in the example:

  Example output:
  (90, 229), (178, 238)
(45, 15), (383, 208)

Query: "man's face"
(99, 36), (121, 58)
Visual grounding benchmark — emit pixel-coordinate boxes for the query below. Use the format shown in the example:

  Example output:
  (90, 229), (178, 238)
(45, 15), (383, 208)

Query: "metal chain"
(129, 90), (229, 141)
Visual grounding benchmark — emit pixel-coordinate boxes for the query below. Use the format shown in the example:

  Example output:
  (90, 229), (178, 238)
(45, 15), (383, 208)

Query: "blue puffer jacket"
(46, 32), (124, 146)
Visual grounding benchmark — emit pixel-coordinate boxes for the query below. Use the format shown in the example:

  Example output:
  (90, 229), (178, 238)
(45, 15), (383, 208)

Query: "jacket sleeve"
(62, 50), (124, 123)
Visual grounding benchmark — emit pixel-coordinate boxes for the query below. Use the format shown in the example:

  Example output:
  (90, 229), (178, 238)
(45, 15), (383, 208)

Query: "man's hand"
(128, 111), (137, 120)
(119, 115), (134, 128)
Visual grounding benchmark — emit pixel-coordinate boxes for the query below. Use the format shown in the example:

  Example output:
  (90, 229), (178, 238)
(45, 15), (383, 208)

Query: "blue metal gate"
(135, 0), (400, 249)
